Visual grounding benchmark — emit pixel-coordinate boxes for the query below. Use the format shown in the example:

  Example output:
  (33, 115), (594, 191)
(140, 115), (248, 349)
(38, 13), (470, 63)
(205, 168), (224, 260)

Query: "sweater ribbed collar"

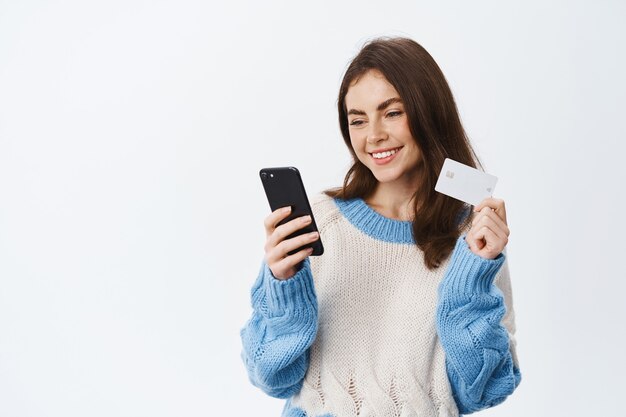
(333, 197), (415, 244)
(333, 197), (471, 245)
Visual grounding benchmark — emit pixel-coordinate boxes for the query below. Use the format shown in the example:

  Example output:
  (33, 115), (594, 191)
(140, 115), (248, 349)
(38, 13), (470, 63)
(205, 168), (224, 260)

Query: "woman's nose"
(367, 120), (388, 144)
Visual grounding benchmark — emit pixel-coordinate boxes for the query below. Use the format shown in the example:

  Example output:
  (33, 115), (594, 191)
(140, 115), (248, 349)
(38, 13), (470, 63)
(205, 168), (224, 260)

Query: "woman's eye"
(387, 110), (403, 118)
(349, 119), (364, 126)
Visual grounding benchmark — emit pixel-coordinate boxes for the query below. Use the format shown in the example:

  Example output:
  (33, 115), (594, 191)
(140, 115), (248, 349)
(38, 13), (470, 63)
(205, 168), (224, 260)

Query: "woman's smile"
(369, 146), (403, 165)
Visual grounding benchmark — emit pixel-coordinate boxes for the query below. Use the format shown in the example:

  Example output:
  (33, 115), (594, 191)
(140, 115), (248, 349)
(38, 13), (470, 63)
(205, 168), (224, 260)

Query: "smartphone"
(259, 166), (324, 256)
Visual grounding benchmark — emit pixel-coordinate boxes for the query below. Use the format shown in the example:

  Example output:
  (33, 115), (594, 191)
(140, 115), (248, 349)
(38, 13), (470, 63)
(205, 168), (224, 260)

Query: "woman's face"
(345, 69), (423, 189)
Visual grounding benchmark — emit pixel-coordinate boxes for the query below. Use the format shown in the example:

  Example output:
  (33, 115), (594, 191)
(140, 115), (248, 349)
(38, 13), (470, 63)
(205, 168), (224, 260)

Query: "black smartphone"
(259, 166), (324, 256)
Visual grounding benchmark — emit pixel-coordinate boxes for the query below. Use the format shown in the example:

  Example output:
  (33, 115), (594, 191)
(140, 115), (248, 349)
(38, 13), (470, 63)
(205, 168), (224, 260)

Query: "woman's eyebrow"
(377, 97), (403, 111)
(347, 97), (403, 116)
(347, 108), (366, 116)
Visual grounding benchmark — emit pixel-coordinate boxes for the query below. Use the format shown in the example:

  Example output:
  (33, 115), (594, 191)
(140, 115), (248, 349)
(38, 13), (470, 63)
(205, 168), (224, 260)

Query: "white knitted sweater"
(283, 193), (519, 417)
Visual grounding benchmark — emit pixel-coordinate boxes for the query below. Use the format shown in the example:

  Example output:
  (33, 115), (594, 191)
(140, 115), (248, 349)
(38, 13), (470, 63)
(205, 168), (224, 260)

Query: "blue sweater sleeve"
(436, 235), (522, 414)
(240, 259), (319, 399)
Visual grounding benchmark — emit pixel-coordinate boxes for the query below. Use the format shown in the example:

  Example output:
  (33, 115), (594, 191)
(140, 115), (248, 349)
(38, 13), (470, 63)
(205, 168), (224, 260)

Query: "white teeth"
(372, 148), (399, 159)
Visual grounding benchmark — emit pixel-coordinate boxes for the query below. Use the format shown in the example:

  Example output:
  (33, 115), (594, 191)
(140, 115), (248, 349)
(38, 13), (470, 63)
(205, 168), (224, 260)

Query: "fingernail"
(309, 231), (318, 238)
(302, 215), (311, 222)
(282, 206), (291, 213)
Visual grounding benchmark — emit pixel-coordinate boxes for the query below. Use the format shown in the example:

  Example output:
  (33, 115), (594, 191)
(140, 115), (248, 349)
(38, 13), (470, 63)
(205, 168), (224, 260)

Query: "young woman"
(240, 37), (521, 417)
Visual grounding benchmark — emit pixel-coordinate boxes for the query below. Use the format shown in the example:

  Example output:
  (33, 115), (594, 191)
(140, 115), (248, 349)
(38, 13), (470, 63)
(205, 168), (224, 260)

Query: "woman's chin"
(370, 169), (421, 188)
(372, 171), (401, 184)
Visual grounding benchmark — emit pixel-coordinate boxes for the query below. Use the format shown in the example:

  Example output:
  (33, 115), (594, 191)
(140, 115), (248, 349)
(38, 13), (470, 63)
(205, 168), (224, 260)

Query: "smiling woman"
(326, 38), (487, 267)
(240, 37), (521, 417)
(344, 71), (424, 208)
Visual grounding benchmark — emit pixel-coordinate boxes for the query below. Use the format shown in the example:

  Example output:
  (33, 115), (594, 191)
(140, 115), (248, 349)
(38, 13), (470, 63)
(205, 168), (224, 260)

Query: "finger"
(471, 209), (510, 236)
(264, 206), (292, 237)
(469, 225), (507, 257)
(271, 247), (314, 280)
(272, 231), (319, 261)
(481, 226), (507, 256)
(474, 197), (507, 223)
(465, 228), (484, 251)
(471, 207), (496, 228)
(471, 214), (509, 240)
(267, 215), (313, 249)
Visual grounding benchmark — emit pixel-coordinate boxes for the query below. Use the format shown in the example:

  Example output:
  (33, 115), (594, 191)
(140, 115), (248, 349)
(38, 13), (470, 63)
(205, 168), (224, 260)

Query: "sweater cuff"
(443, 234), (506, 296)
(262, 258), (317, 318)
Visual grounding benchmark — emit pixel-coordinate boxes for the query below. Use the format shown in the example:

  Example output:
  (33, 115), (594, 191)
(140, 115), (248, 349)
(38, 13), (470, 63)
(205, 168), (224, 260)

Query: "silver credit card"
(434, 158), (498, 206)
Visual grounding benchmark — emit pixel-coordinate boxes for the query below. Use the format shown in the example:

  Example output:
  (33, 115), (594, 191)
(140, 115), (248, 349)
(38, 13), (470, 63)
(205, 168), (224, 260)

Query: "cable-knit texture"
(240, 259), (319, 399)
(240, 194), (521, 416)
(436, 236), (522, 414)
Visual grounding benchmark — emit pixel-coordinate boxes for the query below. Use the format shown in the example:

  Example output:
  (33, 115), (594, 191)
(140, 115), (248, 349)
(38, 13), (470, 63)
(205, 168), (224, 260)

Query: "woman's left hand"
(466, 197), (510, 260)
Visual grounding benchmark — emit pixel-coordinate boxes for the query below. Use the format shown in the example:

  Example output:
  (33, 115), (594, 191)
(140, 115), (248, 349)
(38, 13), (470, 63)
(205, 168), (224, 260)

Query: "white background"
(1, 1), (625, 416)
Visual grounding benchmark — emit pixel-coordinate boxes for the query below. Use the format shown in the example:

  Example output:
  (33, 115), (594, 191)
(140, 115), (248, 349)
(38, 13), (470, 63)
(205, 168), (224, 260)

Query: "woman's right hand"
(264, 206), (320, 280)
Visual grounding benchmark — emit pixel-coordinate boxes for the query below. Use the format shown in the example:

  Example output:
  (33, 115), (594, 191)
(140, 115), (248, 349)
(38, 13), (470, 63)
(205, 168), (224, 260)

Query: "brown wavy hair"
(324, 37), (483, 270)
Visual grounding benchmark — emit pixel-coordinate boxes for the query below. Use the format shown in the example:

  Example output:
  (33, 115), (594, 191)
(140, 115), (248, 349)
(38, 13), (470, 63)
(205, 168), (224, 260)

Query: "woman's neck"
(365, 182), (421, 221)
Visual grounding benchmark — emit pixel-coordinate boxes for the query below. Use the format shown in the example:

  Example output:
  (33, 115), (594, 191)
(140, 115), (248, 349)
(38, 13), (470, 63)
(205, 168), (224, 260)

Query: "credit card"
(434, 158), (498, 206)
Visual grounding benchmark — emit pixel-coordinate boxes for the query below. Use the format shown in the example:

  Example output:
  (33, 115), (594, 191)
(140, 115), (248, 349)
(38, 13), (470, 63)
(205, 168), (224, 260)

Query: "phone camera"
(261, 172), (268, 180)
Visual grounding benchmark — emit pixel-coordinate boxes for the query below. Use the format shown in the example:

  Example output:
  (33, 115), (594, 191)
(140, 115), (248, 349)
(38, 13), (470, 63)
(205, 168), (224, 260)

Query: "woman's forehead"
(346, 70), (400, 107)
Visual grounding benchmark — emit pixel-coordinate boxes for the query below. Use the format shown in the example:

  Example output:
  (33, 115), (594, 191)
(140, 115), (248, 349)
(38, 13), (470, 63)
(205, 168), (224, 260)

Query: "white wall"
(1, 1), (624, 415)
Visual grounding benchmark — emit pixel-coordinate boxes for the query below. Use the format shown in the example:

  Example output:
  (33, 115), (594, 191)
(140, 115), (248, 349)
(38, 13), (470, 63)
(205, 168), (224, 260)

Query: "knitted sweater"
(240, 193), (521, 417)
